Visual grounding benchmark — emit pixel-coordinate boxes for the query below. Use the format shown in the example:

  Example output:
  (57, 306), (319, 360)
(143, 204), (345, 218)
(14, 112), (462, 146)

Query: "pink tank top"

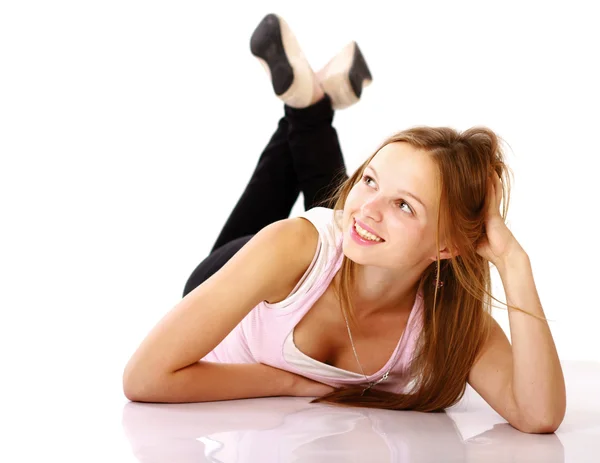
(202, 207), (424, 393)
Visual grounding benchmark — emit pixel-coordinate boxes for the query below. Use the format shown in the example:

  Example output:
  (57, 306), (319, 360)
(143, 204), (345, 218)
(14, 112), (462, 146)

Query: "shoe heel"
(348, 43), (373, 99)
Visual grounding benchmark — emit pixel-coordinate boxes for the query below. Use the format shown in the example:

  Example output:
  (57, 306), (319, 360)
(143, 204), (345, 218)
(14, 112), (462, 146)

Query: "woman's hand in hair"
(476, 172), (525, 266)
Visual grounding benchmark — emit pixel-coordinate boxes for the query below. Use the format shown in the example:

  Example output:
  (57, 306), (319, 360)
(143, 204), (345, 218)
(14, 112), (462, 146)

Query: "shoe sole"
(249, 14), (313, 107)
(320, 42), (373, 110)
(349, 43), (372, 98)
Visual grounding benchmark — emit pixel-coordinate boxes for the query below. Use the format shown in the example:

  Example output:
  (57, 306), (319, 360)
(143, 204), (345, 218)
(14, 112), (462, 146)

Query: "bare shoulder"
(264, 216), (320, 304)
(283, 216), (320, 248)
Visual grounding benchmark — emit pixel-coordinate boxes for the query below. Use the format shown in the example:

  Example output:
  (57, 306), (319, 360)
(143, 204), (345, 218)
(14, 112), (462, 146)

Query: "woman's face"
(342, 142), (442, 269)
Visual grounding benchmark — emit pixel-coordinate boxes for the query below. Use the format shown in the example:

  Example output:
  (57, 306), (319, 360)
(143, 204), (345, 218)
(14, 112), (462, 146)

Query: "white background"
(1, 0), (599, 459)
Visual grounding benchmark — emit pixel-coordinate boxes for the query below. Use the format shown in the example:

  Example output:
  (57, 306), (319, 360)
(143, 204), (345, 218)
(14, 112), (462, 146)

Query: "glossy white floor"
(9, 359), (594, 462)
(119, 360), (600, 462)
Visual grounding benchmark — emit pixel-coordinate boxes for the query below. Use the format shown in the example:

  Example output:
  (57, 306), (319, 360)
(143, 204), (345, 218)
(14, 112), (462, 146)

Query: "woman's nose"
(361, 195), (385, 217)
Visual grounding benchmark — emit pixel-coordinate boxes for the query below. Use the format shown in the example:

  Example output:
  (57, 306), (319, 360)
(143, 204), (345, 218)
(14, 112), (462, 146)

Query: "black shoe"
(316, 41), (373, 110)
(250, 14), (315, 108)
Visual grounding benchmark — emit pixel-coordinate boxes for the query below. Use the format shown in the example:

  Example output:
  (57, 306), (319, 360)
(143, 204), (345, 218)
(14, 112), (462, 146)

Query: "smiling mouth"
(353, 218), (385, 242)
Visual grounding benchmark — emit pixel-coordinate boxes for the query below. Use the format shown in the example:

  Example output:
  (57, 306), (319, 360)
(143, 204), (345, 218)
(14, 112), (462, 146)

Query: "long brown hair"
(310, 126), (546, 411)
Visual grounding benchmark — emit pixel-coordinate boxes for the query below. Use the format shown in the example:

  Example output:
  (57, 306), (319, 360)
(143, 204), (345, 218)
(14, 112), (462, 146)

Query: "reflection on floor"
(120, 360), (599, 462)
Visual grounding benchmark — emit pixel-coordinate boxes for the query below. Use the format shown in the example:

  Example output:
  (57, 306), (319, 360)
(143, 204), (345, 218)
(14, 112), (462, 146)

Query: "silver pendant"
(361, 370), (390, 395)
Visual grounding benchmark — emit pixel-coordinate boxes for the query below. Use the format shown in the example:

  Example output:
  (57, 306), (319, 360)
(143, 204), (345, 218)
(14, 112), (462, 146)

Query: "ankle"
(309, 74), (325, 106)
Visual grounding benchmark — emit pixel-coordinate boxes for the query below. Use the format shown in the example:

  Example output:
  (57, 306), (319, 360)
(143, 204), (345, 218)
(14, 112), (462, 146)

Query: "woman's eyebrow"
(365, 165), (427, 211)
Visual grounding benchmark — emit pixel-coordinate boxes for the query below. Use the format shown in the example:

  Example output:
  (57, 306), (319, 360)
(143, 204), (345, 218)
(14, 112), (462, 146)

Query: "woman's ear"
(436, 245), (459, 261)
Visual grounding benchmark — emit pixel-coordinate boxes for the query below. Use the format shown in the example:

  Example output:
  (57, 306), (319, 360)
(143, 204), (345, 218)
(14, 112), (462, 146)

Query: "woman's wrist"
(257, 363), (335, 397)
(256, 363), (301, 396)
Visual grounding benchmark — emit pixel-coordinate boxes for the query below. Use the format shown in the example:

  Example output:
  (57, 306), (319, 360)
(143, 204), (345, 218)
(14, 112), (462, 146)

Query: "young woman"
(123, 14), (566, 434)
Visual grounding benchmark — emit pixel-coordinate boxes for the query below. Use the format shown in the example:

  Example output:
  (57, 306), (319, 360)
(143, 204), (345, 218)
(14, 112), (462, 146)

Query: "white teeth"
(354, 221), (382, 242)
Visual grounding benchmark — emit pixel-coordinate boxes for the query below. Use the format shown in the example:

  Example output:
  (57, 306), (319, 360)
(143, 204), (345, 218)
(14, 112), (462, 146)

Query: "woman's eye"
(362, 175), (414, 215)
(397, 200), (413, 214)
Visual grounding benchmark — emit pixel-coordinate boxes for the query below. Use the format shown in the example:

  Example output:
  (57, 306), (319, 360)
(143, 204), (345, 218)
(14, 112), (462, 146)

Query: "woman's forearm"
(497, 252), (566, 429)
(124, 361), (299, 403)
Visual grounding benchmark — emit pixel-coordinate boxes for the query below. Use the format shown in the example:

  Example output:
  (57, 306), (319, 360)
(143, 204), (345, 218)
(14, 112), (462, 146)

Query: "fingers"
(489, 171), (502, 213)
(494, 172), (502, 207)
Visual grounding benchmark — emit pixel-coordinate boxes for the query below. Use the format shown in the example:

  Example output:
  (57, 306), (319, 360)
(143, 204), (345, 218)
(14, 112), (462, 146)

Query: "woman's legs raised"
(182, 95), (349, 297)
(208, 93), (349, 257)
(207, 116), (298, 254)
(182, 14), (372, 297)
(207, 13), (326, 255)
(285, 93), (349, 211)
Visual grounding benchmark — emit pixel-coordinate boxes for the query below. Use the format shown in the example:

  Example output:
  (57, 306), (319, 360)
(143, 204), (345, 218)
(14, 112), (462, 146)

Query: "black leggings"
(182, 94), (349, 297)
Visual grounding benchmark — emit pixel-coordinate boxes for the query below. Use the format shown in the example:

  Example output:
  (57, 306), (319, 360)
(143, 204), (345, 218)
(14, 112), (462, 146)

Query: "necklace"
(340, 306), (391, 396)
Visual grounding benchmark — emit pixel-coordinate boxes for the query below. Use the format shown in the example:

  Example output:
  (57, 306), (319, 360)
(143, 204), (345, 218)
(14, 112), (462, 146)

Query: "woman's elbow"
(514, 415), (563, 434)
(122, 364), (158, 402)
